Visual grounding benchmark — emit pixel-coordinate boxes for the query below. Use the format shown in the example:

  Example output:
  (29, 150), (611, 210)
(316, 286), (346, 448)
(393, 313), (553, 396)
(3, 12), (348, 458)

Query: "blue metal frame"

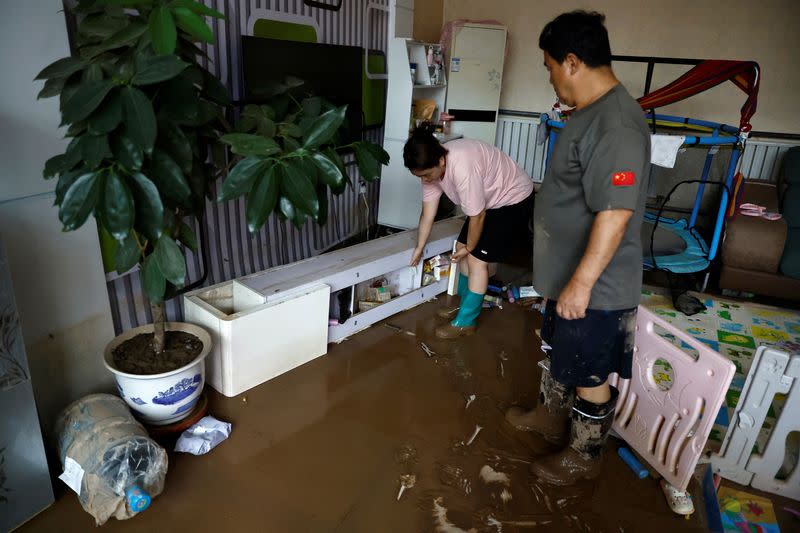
(540, 112), (744, 272)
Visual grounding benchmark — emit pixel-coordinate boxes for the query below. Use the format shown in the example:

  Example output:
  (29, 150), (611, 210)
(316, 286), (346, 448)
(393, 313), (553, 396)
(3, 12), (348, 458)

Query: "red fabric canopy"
(637, 60), (760, 131)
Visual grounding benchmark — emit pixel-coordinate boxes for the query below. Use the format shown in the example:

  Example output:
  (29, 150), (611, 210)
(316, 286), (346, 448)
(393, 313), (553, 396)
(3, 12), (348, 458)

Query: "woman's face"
(412, 156), (446, 183)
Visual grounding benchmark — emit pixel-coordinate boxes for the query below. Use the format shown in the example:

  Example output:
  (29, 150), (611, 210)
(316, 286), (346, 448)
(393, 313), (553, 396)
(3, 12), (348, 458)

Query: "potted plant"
(36, 0), (230, 425)
(216, 77), (390, 232)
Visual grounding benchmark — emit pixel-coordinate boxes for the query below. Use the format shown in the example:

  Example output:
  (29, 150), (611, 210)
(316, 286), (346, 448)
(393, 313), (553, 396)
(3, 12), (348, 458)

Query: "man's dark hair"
(539, 11), (611, 67)
(403, 124), (447, 171)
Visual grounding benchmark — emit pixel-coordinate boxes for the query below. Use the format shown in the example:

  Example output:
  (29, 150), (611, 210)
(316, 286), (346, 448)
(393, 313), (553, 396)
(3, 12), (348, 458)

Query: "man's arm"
(556, 209), (633, 319)
(410, 199), (440, 265)
(452, 209), (486, 262)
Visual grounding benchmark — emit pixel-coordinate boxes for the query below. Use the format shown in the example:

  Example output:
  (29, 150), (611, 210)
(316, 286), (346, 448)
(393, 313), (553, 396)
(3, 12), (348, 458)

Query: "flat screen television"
(240, 36), (363, 145)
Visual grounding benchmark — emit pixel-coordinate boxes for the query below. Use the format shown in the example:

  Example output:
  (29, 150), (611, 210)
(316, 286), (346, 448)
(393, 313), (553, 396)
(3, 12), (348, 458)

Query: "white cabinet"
(184, 218), (461, 397)
(379, 38), (449, 229)
(446, 23), (507, 144)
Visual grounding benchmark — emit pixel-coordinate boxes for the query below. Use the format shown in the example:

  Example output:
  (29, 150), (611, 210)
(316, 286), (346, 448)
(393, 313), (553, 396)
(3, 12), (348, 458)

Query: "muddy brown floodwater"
(22, 297), (747, 532)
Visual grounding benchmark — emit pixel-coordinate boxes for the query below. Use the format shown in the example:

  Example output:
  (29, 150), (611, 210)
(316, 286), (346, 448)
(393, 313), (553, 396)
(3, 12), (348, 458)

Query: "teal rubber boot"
(436, 274), (469, 319)
(435, 289), (483, 339)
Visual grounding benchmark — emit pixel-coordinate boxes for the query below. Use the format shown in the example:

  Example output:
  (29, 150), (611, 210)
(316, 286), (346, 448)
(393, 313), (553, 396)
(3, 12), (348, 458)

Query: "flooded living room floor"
(20, 297), (797, 532)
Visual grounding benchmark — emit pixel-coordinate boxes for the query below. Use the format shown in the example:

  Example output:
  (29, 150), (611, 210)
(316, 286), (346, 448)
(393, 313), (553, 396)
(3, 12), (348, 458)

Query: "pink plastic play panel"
(609, 306), (736, 490)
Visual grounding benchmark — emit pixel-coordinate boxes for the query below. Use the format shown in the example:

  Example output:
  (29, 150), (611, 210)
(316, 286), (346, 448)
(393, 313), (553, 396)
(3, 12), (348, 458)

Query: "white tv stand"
(184, 217), (462, 396)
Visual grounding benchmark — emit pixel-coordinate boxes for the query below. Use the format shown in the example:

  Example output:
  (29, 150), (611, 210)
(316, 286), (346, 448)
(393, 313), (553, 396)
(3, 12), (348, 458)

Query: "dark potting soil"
(112, 331), (203, 375)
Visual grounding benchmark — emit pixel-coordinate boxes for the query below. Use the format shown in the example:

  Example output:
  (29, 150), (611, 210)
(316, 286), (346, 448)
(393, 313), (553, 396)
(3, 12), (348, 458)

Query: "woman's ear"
(439, 155), (446, 168)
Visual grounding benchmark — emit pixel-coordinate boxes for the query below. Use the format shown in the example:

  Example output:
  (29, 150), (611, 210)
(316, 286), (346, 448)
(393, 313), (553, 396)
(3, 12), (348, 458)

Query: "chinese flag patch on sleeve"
(612, 171), (636, 187)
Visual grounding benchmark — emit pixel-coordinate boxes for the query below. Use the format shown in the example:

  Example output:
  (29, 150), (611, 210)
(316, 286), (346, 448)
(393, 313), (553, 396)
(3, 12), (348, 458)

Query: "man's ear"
(564, 53), (580, 75)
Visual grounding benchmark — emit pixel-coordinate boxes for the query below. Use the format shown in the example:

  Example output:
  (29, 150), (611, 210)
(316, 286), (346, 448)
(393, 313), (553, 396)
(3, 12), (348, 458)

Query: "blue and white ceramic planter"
(104, 322), (212, 426)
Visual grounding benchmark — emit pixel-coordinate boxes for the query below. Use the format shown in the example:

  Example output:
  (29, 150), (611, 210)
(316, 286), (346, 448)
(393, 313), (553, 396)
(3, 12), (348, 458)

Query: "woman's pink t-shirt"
(422, 139), (533, 216)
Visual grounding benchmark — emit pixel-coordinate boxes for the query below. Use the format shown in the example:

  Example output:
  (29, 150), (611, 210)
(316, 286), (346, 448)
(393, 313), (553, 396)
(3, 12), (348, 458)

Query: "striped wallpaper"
(106, 0), (390, 333)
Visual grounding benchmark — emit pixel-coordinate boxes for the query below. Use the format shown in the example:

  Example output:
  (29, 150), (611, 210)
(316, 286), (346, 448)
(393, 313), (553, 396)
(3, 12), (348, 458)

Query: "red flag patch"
(612, 171), (636, 187)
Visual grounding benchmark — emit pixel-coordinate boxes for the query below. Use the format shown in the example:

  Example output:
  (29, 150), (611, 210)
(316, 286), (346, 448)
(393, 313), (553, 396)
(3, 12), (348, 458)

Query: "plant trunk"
(151, 302), (165, 354)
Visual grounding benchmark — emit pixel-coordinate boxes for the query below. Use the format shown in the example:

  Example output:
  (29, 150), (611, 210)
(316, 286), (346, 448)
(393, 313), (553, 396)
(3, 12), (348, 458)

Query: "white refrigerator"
(446, 23), (507, 145)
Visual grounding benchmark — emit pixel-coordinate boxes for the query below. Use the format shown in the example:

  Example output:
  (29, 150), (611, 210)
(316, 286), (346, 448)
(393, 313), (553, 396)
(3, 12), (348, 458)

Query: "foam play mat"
(642, 287), (800, 452)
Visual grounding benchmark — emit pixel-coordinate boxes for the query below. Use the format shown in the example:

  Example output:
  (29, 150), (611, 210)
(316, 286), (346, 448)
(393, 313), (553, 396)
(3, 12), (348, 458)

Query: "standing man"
(505, 11), (650, 485)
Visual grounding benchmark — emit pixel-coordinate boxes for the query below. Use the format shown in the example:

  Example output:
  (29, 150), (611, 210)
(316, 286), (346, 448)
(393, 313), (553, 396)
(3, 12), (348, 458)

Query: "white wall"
(0, 0), (116, 438)
(443, 0), (800, 134)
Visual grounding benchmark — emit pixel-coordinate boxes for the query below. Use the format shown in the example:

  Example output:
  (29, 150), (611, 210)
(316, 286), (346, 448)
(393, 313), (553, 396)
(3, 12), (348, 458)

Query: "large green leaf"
(142, 254), (166, 303)
(172, 7), (214, 42)
(150, 149), (191, 203)
(81, 134), (112, 168)
(282, 160), (319, 218)
(59, 172), (100, 231)
(37, 77), (67, 100)
(111, 134), (143, 171)
(302, 105), (346, 149)
(170, 0), (225, 18)
(315, 182), (329, 225)
(221, 133), (280, 157)
(79, 13), (128, 38)
(201, 69), (230, 105)
(61, 79), (116, 124)
(35, 56), (87, 81)
(157, 122), (193, 173)
(149, 6), (177, 55)
(246, 164), (281, 232)
(218, 156), (269, 201)
(185, 100), (219, 126)
(278, 195), (296, 224)
(114, 233), (141, 274)
(154, 235), (185, 286)
(43, 148), (81, 179)
(120, 86), (157, 153)
(311, 152), (345, 191)
(87, 90), (122, 135)
(54, 169), (84, 205)
(279, 123), (303, 138)
(132, 54), (188, 85)
(101, 169), (134, 239)
(129, 172), (164, 240)
(283, 136), (301, 153)
(82, 63), (104, 83)
(83, 21), (148, 59)
(353, 142), (381, 181)
(359, 141), (390, 165)
(322, 148), (350, 193)
(178, 221), (198, 253)
(301, 96), (322, 119)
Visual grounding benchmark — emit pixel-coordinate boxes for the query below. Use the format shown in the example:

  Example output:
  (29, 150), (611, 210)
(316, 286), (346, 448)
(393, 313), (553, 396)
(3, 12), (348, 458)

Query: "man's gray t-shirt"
(534, 84), (650, 310)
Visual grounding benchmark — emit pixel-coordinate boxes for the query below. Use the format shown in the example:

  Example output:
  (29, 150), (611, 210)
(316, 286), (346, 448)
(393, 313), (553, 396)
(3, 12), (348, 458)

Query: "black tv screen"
(240, 36), (363, 145)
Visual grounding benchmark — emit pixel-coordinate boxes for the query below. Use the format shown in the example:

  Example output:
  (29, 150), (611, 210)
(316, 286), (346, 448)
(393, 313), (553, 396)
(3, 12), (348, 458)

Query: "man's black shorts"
(457, 193), (533, 263)
(541, 299), (637, 387)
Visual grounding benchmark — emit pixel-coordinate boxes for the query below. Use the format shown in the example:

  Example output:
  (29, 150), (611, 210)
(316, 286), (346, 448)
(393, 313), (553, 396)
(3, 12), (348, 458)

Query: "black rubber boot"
(530, 387), (619, 485)
(505, 359), (575, 446)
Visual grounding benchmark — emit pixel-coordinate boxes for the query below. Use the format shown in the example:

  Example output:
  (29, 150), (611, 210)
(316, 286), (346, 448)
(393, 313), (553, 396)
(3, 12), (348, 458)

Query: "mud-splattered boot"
(436, 274), (468, 318)
(505, 359), (574, 446)
(435, 289), (483, 339)
(530, 388), (618, 486)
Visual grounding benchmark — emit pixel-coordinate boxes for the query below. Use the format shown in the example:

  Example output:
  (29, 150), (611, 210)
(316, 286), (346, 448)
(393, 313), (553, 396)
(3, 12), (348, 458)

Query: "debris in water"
(465, 394), (476, 410)
(466, 425), (483, 446)
(421, 341), (437, 357)
(432, 496), (477, 533)
(394, 444), (419, 468)
(499, 361), (505, 378)
(498, 350), (508, 361)
(438, 464), (472, 495)
(500, 488), (512, 503)
(242, 396), (247, 403)
(479, 465), (511, 487)
(396, 474), (416, 500)
(384, 322), (416, 336)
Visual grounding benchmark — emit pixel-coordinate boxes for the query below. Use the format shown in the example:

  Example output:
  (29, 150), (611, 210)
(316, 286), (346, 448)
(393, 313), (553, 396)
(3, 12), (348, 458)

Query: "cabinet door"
(378, 138), (422, 229)
(0, 238), (54, 532)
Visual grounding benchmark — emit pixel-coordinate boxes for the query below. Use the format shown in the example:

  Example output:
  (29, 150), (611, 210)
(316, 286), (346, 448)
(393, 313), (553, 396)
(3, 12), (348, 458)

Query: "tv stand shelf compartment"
(184, 217), (462, 397)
